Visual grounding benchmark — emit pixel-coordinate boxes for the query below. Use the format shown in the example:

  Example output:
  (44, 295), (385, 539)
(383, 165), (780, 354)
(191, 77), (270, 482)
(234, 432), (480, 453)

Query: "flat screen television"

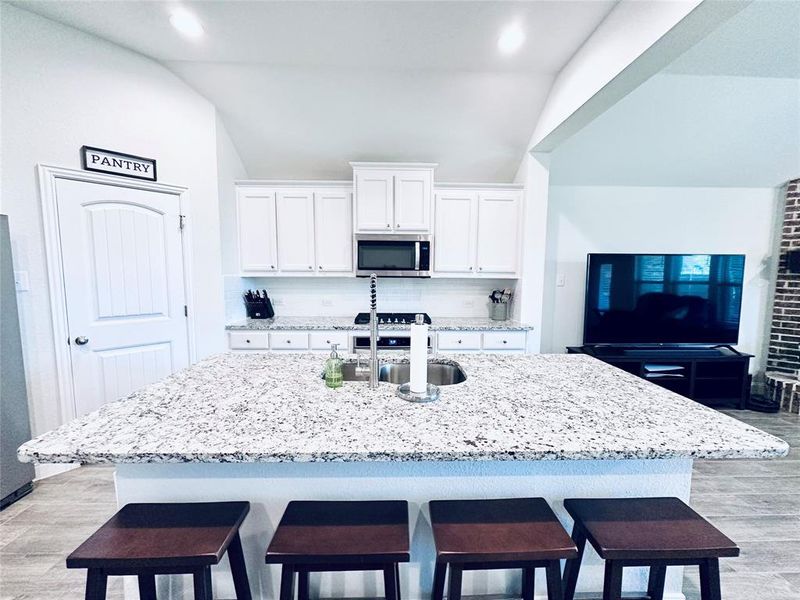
(583, 253), (745, 345)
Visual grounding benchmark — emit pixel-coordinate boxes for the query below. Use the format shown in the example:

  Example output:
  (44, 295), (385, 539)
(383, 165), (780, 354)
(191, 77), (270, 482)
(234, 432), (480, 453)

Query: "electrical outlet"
(556, 273), (566, 287)
(272, 298), (284, 306)
(14, 270), (29, 291)
(462, 300), (475, 308)
(322, 298), (333, 307)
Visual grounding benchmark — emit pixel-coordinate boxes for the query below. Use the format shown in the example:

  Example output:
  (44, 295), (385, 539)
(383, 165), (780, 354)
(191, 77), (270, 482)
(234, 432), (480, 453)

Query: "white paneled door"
(55, 178), (190, 416)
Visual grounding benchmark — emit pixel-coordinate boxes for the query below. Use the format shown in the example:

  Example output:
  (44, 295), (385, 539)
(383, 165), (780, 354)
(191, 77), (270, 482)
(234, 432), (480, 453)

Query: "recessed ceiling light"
(498, 22), (524, 55)
(169, 7), (204, 39)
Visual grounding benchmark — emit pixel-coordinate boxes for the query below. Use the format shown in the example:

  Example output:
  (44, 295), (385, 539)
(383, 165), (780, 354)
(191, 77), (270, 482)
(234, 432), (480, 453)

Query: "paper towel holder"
(396, 382), (441, 403)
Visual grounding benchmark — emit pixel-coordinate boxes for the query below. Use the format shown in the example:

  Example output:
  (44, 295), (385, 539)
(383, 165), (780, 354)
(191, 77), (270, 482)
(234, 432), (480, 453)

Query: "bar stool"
(429, 498), (579, 600)
(66, 501), (252, 600)
(562, 497), (739, 600)
(265, 500), (410, 600)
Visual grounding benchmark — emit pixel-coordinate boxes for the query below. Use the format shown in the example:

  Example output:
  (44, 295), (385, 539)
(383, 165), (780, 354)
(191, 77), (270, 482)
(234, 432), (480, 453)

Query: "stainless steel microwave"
(355, 234), (431, 277)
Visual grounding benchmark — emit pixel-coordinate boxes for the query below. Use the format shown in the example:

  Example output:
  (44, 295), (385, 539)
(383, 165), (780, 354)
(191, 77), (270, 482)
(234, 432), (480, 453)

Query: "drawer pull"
(457, 340), (462, 344)
(502, 340), (507, 344)
(287, 340), (291, 344)
(246, 339), (250, 343)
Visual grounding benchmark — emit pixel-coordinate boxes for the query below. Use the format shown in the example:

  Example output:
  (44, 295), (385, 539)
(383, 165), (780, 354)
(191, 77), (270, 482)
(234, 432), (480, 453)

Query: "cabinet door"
(276, 190), (315, 272)
(314, 190), (353, 272)
(394, 170), (432, 231)
(476, 191), (521, 275)
(354, 170), (393, 232)
(237, 187), (277, 273)
(434, 191), (476, 273)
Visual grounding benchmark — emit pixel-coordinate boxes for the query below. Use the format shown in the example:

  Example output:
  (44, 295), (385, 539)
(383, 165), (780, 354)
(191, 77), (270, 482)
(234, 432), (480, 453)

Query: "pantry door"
(54, 177), (190, 417)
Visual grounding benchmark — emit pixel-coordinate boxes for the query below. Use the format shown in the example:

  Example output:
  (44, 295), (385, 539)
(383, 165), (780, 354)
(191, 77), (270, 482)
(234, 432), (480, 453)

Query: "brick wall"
(766, 179), (800, 411)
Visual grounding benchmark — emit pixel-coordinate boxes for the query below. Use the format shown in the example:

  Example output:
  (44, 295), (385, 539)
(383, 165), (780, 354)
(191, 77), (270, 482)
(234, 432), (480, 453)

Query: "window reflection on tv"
(583, 254), (745, 345)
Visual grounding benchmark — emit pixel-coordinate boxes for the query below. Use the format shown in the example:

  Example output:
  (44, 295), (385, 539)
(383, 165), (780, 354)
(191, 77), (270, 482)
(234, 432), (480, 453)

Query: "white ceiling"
(665, 0), (800, 78)
(14, 0), (618, 181)
(550, 0), (800, 188)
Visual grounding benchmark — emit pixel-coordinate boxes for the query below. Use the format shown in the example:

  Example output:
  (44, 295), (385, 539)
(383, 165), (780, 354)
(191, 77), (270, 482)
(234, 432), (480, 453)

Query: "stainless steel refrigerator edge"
(0, 215), (35, 508)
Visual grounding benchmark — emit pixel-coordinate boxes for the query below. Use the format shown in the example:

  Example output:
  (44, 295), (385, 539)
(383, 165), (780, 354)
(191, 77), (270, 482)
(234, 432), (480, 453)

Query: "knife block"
(245, 299), (274, 319)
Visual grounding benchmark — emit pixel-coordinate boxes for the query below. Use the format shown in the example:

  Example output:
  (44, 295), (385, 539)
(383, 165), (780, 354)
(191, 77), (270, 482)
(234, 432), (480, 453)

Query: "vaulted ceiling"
(14, 0), (618, 181)
(550, 0), (800, 187)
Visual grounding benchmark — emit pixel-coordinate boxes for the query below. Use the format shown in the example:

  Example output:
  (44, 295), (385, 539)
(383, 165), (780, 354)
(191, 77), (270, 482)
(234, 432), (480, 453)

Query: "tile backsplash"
(224, 276), (517, 321)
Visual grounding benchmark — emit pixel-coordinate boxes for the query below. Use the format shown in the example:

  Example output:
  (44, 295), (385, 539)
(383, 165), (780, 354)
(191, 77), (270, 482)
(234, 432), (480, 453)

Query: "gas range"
(353, 312), (432, 325)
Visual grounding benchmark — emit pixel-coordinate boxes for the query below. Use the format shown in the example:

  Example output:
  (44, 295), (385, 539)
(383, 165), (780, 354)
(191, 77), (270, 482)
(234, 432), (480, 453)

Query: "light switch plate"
(14, 270), (29, 291)
(556, 273), (566, 287)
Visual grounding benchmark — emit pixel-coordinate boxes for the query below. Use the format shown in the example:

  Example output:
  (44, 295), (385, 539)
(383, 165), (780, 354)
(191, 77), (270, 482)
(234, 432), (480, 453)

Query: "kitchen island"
(19, 353), (788, 600)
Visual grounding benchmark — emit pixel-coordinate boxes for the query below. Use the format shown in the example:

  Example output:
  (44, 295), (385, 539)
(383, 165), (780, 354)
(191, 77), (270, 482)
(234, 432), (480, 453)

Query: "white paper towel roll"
(410, 320), (428, 394)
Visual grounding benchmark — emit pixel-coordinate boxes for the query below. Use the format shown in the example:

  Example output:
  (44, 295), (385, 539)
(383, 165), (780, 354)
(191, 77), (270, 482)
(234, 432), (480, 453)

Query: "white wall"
(216, 113), (249, 275)
(1, 6), (226, 435)
(542, 185), (782, 373)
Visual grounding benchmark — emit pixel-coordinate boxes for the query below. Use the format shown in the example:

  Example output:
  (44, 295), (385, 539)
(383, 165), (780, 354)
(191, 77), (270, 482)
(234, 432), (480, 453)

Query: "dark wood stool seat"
(265, 500), (410, 600)
(67, 501), (252, 600)
(562, 497), (739, 600)
(430, 498), (578, 600)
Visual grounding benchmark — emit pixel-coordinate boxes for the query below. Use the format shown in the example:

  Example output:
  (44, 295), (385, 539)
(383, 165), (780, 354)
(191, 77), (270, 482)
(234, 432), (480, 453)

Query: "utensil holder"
(489, 302), (509, 321)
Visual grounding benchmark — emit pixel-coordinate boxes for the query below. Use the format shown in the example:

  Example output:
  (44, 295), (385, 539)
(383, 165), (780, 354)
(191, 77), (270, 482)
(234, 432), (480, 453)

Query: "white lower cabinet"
(269, 332), (310, 350)
(310, 331), (350, 351)
(228, 331), (269, 350)
(229, 329), (528, 353)
(482, 331), (527, 351)
(437, 331), (482, 351)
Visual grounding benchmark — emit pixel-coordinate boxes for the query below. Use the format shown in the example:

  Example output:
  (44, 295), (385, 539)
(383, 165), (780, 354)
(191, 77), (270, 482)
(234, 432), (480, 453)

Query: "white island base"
(114, 458), (692, 600)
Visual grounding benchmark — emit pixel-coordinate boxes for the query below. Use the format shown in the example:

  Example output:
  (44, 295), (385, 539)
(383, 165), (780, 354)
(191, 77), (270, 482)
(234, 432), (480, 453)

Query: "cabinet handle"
(326, 340), (331, 344)
(386, 224), (391, 228)
(246, 339), (250, 344)
(457, 340), (462, 344)
(396, 223), (400, 228)
(287, 340), (291, 344)
(479, 267), (483, 271)
(319, 265), (323, 270)
(271, 265), (275, 269)
(469, 266), (473, 271)
(308, 266), (312, 270)
(502, 340), (507, 344)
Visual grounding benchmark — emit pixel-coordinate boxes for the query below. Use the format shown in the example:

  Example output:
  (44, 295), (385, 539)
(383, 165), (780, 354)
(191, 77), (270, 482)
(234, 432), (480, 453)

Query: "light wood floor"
(1, 409), (797, 600)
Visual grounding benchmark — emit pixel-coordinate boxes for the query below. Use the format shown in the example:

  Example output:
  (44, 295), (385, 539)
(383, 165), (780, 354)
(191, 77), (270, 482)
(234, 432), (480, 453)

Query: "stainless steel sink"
(379, 362), (467, 386)
(340, 362), (369, 382)
(330, 361), (467, 386)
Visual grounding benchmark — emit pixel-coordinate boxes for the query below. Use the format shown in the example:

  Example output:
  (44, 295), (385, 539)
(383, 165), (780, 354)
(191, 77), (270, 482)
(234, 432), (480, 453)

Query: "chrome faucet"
(369, 273), (379, 389)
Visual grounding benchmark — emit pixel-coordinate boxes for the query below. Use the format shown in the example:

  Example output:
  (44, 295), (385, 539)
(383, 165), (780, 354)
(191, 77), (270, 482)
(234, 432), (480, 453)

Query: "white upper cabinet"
(314, 190), (352, 272)
(237, 187), (278, 273)
(276, 190), (316, 272)
(352, 163), (435, 233)
(394, 171), (432, 231)
(476, 190), (521, 275)
(354, 169), (394, 232)
(236, 183), (354, 276)
(434, 191), (476, 273)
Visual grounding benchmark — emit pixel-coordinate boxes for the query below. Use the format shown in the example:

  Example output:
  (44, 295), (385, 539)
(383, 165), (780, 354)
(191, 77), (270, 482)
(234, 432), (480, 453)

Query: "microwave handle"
(415, 242), (420, 271)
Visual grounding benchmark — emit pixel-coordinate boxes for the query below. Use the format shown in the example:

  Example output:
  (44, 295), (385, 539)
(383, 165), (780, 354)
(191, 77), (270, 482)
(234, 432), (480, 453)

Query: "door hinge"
(184, 305), (188, 317)
(179, 214), (186, 230)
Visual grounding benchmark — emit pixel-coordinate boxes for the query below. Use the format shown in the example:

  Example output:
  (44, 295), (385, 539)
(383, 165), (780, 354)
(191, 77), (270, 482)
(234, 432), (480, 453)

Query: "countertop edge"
(18, 442), (790, 465)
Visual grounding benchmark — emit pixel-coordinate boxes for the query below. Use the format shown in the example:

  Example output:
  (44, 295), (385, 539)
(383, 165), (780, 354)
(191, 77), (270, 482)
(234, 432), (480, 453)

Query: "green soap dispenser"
(324, 343), (343, 389)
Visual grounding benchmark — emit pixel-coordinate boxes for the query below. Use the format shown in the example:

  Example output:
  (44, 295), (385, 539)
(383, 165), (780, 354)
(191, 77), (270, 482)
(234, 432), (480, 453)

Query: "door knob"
(74, 336), (89, 345)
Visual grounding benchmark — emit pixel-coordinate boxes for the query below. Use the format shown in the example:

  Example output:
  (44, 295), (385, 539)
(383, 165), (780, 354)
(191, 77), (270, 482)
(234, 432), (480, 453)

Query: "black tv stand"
(567, 345), (753, 409)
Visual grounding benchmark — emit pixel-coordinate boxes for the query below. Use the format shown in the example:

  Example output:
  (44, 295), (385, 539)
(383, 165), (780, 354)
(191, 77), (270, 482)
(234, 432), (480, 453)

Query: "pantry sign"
(81, 146), (157, 181)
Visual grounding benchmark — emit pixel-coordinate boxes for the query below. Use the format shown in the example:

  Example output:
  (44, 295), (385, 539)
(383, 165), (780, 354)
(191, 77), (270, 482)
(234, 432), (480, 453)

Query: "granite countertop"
(18, 353), (788, 464)
(225, 316), (533, 331)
